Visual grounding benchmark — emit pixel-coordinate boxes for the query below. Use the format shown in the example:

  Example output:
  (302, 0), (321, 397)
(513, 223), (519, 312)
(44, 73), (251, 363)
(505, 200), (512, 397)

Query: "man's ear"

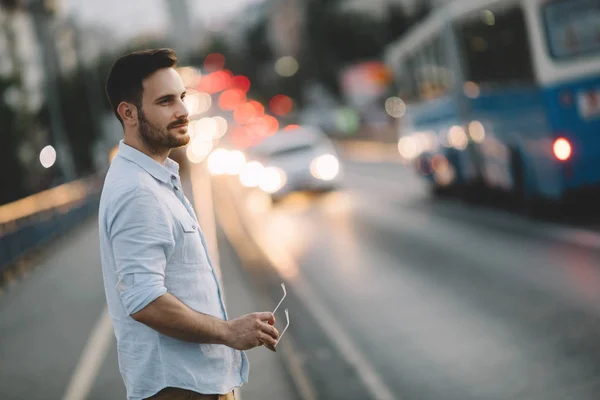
(117, 102), (138, 126)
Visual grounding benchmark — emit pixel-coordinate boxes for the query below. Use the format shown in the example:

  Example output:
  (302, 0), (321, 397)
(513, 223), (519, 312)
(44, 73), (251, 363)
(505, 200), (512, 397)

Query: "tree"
(300, 0), (430, 101)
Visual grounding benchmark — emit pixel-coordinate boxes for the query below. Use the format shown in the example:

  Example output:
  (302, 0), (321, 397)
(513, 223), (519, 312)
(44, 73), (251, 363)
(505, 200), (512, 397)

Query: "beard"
(138, 110), (190, 156)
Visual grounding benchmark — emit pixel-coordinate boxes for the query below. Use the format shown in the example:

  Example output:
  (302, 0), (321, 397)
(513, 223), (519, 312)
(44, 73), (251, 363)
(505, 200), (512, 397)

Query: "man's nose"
(175, 98), (189, 119)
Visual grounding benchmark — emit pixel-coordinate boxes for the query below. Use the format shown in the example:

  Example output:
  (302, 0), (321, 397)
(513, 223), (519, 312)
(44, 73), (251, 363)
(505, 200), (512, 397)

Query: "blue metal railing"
(0, 176), (103, 276)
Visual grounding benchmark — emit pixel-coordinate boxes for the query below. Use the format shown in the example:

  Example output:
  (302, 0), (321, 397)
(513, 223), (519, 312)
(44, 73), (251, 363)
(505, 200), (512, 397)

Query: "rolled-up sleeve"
(108, 186), (175, 315)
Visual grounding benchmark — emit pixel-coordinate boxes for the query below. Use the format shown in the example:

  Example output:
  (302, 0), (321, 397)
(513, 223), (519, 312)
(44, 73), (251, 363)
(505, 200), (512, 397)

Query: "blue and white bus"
(385, 0), (600, 206)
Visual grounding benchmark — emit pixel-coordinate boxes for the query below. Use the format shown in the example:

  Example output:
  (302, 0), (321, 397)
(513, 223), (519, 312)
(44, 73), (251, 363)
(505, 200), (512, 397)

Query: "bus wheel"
(510, 149), (562, 219)
(509, 148), (533, 214)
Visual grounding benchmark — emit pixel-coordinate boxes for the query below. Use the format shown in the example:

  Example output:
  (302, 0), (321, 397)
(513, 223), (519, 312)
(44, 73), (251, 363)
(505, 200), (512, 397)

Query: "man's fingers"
(256, 312), (275, 325)
(258, 331), (278, 349)
(260, 321), (279, 340)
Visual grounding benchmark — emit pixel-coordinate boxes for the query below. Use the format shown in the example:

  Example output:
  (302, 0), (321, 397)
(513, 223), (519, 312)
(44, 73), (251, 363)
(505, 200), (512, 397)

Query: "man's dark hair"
(105, 48), (178, 125)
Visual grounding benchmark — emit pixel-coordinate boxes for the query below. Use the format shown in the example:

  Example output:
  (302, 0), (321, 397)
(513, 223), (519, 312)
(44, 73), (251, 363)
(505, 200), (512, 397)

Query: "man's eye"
(160, 99), (171, 105)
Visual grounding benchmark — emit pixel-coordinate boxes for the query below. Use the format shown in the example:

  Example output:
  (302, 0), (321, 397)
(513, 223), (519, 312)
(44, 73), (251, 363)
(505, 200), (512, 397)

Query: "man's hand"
(224, 312), (279, 351)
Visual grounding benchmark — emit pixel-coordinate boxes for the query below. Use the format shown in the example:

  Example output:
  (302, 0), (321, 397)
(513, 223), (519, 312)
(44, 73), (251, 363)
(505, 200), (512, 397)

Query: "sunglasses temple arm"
(273, 296), (285, 315)
(275, 309), (290, 346)
(272, 285), (287, 314)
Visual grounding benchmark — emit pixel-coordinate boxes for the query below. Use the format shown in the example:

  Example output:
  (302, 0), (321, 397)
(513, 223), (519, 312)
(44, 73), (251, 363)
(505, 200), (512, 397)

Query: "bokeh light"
(240, 161), (264, 188)
(275, 56), (299, 77)
(448, 126), (469, 150)
(184, 92), (212, 115)
(198, 70), (233, 94)
(385, 97), (406, 118)
(233, 103), (257, 125)
(468, 121), (486, 143)
(207, 148), (230, 175)
(310, 154), (340, 181)
(269, 95), (293, 116)
(219, 89), (246, 111)
(193, 117), (219, 140)
(464, 81), (481, 99)
(260, 167), (287, 193)
(39, 145), (56, 168)
(231, 126), (260, 148)
(553, 138), (572, 161)
(186, 138), (214, 164)
(481, 10), (495, 26)
(177, 67), (202, 88)
(230, 75), (251, 93)
(398, 137), (419, 161)
(247, 100), (265, 117)
(226, 150), (247, 175)
(246, 119), (269, 140)
(262, 115), (280, 136)
(204, 53), (225, 72)
(213, 116), (228, 138)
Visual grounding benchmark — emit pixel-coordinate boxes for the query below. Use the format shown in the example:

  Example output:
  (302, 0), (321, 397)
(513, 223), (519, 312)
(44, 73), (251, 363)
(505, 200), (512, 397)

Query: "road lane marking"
(257, 252), (397, 400)
(62, 307), (113, 400)
(220, 182), (397, 400)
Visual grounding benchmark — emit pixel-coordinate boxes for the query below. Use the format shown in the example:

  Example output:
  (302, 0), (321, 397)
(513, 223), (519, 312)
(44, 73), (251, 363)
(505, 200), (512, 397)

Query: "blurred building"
(0, 0), (117, 204)
(0, 1), (58, 203)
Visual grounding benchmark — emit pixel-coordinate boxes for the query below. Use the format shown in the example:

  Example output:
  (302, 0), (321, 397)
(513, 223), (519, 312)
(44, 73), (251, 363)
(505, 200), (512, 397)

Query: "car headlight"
(259, 167), (287, 194)
(310, 154), (340, 181)
(239, 161), (264, 188)
(207, 148), (231, 176)
(225, 150), (247, 175)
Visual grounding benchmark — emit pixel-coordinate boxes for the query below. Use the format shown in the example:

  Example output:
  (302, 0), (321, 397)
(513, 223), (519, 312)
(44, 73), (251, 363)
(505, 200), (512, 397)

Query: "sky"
(61, 0), (264, 41)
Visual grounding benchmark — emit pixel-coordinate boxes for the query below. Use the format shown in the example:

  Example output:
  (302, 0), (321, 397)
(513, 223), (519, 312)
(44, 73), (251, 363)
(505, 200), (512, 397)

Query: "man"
(99, 48), (279, 400)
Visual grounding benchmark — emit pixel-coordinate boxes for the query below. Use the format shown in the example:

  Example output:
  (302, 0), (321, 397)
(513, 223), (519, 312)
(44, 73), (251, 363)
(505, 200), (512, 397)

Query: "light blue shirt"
(98, 141), (248, 400)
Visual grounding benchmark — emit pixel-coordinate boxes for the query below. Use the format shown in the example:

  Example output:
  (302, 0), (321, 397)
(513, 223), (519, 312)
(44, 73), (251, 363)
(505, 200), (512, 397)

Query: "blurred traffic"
(2, 0), (600, 399)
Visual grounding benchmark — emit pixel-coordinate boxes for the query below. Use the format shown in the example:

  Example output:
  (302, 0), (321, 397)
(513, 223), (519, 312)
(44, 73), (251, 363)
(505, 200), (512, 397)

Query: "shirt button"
(171, 175), (177, 180)
(174, 186), (179, 191)
(192, 226), (197, 230)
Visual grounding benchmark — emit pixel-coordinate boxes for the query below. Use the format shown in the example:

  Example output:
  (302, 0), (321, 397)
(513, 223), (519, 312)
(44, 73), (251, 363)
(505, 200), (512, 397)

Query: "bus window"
(415, 36), (454, 100)
(543, 0), (600, 60)
(416, 44), (435, 100)
(431, 36), (453, 97)
(456, 5), (534, 86)
(403, 54), (420, 102)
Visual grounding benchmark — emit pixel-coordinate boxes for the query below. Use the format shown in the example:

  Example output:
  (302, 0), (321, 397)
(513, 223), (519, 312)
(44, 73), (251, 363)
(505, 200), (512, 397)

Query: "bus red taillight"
(553, 138), (572, 161)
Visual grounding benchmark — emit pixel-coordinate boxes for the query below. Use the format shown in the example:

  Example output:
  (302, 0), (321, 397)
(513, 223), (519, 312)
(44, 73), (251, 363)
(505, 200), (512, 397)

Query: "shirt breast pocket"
(179, 219), (207, 266)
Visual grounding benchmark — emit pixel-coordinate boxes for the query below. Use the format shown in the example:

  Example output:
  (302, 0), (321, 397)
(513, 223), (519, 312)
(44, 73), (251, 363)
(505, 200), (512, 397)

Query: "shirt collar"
(116, 140), (180, 184)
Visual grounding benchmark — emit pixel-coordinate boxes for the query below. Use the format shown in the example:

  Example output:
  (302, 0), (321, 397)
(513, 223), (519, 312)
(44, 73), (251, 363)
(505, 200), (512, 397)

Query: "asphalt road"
(222, 160), (600, 400)
(3, 159), (600, 400)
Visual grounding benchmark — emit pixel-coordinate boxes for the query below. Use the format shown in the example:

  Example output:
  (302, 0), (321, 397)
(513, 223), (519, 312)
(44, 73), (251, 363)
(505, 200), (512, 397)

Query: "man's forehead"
(142, 68), (185, 97)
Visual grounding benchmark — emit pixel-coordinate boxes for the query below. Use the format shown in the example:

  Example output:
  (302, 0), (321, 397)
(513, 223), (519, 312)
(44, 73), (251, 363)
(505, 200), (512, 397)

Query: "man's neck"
(123, 135), (170, 165)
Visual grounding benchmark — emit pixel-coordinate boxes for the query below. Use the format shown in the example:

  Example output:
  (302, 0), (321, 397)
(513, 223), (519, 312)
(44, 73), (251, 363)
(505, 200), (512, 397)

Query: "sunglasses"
(264, 283), (290, 352)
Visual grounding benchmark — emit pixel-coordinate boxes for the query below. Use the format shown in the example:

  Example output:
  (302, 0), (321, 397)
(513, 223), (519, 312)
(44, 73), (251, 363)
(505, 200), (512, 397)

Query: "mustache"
(168, 118), (189, 129)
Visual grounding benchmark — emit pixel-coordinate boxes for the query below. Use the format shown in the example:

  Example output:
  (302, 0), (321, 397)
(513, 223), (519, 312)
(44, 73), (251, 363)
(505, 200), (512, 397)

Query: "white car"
(243, 126), (342, 199)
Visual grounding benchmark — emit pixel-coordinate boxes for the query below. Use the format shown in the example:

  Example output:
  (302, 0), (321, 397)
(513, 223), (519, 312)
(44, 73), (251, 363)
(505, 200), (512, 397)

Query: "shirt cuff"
(122, 285), (168, 316)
